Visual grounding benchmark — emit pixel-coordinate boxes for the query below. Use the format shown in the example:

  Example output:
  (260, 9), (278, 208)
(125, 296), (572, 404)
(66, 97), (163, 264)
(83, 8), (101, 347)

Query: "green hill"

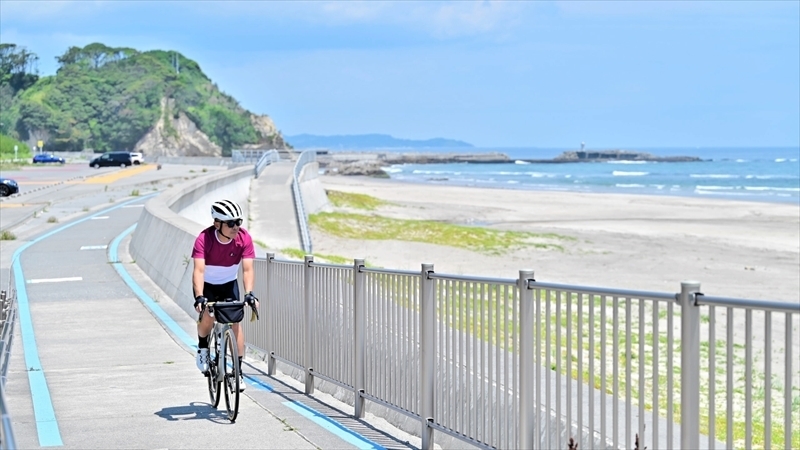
(0, 43), (286, 155)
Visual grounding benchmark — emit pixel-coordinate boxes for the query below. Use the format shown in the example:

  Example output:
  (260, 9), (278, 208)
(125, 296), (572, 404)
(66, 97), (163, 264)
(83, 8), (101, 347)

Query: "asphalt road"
(0, 162), (419, 449)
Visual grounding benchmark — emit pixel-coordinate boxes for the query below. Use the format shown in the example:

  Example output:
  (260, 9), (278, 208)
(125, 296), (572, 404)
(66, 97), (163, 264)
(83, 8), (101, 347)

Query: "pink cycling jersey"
(192, 226), (255, 284)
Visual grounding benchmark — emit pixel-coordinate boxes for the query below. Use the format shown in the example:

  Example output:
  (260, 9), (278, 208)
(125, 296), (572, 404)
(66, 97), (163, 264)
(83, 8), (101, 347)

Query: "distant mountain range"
(285, 133), (473, 149)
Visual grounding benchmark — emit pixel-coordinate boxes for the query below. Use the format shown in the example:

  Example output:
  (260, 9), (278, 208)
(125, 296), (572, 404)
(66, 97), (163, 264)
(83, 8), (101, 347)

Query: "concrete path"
(248, 161), (302, 254)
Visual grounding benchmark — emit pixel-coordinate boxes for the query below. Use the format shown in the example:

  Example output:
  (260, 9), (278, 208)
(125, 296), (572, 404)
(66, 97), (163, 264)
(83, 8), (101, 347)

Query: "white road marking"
(122, 204), (144, 208)
(91, 216), (109, 220)
(26, 277), (83, 284)
(80, 245), (108, 250)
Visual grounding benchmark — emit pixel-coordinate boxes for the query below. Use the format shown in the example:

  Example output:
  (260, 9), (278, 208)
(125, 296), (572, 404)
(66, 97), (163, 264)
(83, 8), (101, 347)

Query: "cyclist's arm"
(193, 258), (206, 298)
(242, 258), (254, 293)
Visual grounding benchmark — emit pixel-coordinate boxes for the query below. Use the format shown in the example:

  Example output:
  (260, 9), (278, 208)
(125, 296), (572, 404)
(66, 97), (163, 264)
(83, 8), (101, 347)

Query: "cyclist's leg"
(197, 282), (221, 343)
(231, 322), (245, 359)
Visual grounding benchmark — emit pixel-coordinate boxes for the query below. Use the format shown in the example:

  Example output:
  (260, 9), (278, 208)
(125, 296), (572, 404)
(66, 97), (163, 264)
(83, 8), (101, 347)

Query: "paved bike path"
(5, 194), (411, 449)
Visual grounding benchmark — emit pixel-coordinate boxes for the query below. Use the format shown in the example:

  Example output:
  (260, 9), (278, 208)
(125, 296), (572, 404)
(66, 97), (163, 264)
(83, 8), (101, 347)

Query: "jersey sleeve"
(241, 233), (256, 259)
(191, 232), (206, 259)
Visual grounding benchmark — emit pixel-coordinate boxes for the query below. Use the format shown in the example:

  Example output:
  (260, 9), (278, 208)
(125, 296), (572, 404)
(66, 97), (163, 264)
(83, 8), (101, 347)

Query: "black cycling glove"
(244, 292), (258, 306)
(194, 295), (208, 309)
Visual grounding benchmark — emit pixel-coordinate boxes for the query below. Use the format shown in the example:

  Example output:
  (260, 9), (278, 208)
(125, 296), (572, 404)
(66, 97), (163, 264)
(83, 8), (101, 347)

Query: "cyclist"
(192, 199), (259, 391)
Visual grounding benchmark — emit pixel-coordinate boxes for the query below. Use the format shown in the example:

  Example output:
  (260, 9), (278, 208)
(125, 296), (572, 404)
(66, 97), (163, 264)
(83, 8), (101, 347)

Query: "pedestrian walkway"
(248, 161), (302, 253)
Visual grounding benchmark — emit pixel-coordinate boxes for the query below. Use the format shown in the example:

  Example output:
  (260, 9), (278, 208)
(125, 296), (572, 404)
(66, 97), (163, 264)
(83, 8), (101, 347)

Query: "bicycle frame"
(204, 300), (244, 422)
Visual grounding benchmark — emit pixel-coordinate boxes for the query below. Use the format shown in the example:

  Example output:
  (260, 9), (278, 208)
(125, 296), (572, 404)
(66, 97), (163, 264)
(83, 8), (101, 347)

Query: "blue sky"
(1, 1), (798, 148)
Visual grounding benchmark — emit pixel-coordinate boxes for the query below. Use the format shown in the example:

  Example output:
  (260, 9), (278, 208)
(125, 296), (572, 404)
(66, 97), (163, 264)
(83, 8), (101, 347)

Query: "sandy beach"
(312, 175), (800, 303)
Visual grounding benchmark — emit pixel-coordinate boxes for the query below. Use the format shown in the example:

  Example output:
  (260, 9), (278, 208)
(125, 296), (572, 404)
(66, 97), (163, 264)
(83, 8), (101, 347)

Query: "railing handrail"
(254, 150), (280, 178)
(253, 254), (798, 450)
(1, 285), (18, 449)
(696, 294), (800, 313)
(291, 150), (316, 253)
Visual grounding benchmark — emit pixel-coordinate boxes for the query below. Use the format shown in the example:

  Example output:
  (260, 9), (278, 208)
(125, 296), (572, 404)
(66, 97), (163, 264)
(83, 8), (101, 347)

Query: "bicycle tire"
(207, 330), (221, 408)
(222, 327), (240, 422)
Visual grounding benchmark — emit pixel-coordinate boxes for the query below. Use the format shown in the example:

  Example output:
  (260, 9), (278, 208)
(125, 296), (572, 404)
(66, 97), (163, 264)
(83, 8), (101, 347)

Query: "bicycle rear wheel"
(207, 331), (221, 408)
(222, 328), (240, 422)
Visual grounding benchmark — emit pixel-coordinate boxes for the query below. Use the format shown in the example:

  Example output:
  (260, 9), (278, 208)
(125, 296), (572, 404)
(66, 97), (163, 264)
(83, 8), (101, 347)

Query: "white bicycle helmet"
(210, 199), (243, 222)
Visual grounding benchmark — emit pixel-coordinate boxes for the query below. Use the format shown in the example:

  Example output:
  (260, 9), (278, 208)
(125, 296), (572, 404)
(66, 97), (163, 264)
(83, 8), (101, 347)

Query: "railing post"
(519, 270), (535, 450)
(304, 255), (314, 394)
(679, 281), (701, 450)
(266, 253), (276, 376)
(420, 263), (435, 450)
(353, 258), (366, 418)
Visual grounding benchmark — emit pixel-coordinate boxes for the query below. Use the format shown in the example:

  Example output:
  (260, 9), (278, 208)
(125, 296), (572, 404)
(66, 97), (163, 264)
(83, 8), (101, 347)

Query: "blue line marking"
(109, 225), (385, 450)
(283, 401), (386, 450)
(108, 224), (195, 350)
(11, 194), (157, 447)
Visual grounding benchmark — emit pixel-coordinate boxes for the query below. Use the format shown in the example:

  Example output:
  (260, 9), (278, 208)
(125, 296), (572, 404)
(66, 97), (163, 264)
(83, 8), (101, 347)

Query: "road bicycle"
(202, 298), (258, 422)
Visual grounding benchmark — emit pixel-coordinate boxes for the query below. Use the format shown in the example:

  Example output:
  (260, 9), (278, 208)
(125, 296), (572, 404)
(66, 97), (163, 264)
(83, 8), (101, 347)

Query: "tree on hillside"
(56, 43), (139, 71)
(0, 43), (39, 93)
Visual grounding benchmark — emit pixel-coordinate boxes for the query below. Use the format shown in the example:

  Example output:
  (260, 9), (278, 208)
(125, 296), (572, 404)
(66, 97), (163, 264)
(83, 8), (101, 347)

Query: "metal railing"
(254, 150), (280, 178)
(1, 284), (19, 449)
(231, 149), (273, 164)
(291, 151), (316, 253)
(242, 255), (799, 450)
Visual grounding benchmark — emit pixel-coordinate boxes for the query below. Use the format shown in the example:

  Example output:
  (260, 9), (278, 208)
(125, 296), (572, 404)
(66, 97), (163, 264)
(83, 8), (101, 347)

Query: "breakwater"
(318, 149), (703, 176)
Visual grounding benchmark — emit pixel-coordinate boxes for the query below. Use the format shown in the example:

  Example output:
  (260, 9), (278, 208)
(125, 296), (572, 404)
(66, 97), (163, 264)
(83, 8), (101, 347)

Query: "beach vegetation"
(309, 211), (571, 254)
(325, 190), (390, 210)
(280, 247), (353, 265)
(0, 230), (16, 240)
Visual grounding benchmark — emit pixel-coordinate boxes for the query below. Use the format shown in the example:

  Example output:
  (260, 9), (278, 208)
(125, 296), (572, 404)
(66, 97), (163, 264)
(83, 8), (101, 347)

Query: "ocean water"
(373, 147), (800, 204)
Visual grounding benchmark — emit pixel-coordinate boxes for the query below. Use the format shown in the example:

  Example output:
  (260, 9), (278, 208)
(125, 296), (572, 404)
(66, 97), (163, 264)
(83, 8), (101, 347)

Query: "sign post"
(37, 140), (44, 153)
(14, 145), (18, 161)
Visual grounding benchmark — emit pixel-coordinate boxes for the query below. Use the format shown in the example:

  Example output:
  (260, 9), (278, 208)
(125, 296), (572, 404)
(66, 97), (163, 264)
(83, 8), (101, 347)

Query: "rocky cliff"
(133, 98), (287, 157)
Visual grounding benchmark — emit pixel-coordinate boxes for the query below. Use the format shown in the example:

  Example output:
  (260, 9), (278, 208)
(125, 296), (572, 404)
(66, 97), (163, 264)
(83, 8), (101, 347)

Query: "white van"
(129, 152), (143, 165)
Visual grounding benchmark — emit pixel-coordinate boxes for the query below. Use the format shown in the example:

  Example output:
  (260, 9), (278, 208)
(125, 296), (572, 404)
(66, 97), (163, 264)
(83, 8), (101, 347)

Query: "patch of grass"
(0, 161), (28, 170)
(46, 216), (57, 223)
(0, 230), (16, 240)
(279, 248), (353, 265)
(281, 248), (308, 260)
(202, 168), (208, 173)
(326, 190), (389, 210)
(130, 189), (140, 196)
(309, 211), (571, 254)
(82, 206), (89, 212)
(254, 239), (268, 249)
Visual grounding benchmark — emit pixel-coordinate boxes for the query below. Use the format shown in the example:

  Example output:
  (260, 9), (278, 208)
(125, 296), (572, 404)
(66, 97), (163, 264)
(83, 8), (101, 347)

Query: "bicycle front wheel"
(222, 328), (240, 422)
(207, 332), (221, 408)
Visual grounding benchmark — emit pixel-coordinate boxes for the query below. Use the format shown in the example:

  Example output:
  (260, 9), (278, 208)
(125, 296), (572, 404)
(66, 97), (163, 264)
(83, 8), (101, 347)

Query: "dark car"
(33, 153), (65, 164)
(0, 177), (19, 197)
(89, 152), (132, 168)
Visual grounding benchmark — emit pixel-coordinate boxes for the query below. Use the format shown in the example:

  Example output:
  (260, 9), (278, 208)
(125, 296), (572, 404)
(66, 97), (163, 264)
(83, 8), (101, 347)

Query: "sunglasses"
(217, 219), (243, 228)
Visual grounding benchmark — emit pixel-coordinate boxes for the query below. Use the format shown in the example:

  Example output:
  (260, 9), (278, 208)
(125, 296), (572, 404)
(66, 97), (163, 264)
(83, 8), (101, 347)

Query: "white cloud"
(0, 0), (112, 22)
(555, 0), (795, 17)
(180, 0), (529, 40)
